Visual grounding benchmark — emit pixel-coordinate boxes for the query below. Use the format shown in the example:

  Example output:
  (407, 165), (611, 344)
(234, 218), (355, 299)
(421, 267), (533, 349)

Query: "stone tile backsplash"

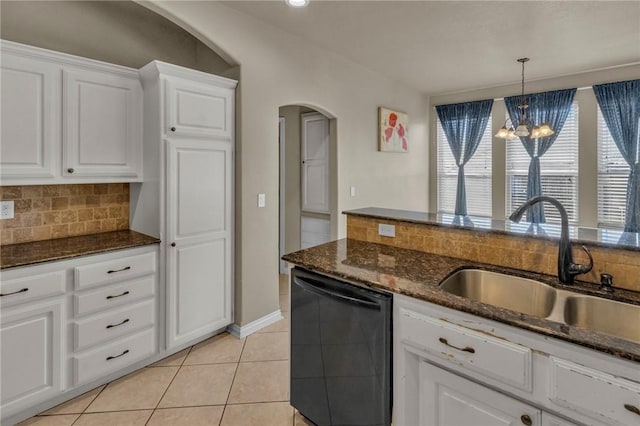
(347, 215), (640, 293)
(0, 184), (129, 245)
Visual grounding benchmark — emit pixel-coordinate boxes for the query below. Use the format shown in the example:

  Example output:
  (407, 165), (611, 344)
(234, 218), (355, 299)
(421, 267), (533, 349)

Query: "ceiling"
(221, 0), (640, 95)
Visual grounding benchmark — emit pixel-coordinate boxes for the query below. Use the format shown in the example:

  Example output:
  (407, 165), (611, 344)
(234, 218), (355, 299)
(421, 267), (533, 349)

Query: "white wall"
(143, 1), (430, 325)
(429, 64), (640, 226)
(0, 0), (231, 74)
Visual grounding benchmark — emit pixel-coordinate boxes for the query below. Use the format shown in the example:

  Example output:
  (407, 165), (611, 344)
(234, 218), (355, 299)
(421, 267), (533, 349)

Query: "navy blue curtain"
(505, 89), (576, 223)
(436, 99), (493, 216)
(593, 79), (640, 233)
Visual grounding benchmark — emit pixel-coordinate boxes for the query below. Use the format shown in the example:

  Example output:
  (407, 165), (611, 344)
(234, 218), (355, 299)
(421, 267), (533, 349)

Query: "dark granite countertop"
(283, 238), (640, 363)
(344, 207), (640, 252)
(1, 230), (160, 270)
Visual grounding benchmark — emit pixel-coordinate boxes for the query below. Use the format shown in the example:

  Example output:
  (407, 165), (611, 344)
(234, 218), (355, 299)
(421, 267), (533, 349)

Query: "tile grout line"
(143, 346), (193, 426)
(68, 383), (109, 426)
(219, 335), (248, 424)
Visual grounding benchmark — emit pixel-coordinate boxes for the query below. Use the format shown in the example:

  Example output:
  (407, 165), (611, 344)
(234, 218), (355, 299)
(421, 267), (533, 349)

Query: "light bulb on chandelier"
(495, 58), (555, 140)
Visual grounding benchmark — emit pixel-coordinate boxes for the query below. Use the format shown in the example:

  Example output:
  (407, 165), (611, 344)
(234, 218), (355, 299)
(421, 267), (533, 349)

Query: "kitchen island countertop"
(283, 238), (640, 363)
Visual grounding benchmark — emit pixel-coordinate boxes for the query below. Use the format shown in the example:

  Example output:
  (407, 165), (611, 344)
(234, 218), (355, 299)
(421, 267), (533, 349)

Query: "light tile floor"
(19, 275), (312, 426)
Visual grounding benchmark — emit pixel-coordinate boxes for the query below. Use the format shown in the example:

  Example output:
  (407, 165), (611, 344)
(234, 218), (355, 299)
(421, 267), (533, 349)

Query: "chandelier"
(495, 58), (554, 140)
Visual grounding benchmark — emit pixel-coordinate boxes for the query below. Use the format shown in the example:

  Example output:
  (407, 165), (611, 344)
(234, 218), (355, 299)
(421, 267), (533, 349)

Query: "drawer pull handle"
(106, 349), (129, 361)
(439, 337), (476, 354)
(625, 404), (640, 416)
(0, 288), (29, 297)
(520, 414), (532, 426)
(106, 318), (130, 329)
(107, 266), (131, 274)
(106, 291), (130, 300)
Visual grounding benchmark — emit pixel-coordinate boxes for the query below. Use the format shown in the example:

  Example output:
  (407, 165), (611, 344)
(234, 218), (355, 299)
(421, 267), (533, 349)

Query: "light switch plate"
(350, 186), (356, 197)
(258, 193), (266, 208)
(378, 223), (395, 238)
(0, 201), (15, 220)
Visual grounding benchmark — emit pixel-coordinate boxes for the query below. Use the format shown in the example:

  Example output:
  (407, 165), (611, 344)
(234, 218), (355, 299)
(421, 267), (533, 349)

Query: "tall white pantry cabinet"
(134, 62), (236, 350)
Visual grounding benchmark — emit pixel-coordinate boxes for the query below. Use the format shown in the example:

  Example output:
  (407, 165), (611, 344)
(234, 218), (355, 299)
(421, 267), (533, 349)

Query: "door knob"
(67, 168), (75, 173)
(170, 127), (176, 132)
(171, 242), (176, 247)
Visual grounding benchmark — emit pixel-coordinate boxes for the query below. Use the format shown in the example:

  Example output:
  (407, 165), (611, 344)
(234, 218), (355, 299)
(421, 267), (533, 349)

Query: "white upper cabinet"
(63, 68), (142, 178)
(0, 40), (143, 184)
(165, 74), (233, 140)
(0, 47), (59, 181)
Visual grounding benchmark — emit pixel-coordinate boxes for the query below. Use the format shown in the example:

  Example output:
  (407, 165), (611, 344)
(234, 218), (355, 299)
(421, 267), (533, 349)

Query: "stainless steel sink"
(564, 295), (640, 343)
(439, 269), (557, 318)
(439, 268), (640, 344)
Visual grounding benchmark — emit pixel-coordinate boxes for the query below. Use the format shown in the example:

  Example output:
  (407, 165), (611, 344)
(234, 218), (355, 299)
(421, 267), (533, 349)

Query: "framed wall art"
(378, 107), (409, 153)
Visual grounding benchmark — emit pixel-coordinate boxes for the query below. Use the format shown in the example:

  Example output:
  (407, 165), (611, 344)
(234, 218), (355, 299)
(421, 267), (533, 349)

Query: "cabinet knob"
(67, 168), (75, 174)
(170, 126), (176, 132)
(520, 414), (532, 426)
(171, 242), (176, 247)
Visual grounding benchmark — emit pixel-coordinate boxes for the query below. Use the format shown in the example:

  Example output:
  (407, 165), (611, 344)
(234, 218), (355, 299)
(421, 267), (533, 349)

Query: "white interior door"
(166, 138), (232, 349)
(301, 113), (329, 213)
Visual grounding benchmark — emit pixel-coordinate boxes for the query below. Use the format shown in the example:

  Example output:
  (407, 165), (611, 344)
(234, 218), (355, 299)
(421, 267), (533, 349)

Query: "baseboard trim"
(227, 309), (283, 338)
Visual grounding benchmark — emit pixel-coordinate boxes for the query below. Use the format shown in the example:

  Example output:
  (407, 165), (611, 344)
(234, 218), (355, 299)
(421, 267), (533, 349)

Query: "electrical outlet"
(0, 201), (15, 220)
(378, 223), (395, 238)
(258, 193), (266, 208)
(350, 186), (356, 197)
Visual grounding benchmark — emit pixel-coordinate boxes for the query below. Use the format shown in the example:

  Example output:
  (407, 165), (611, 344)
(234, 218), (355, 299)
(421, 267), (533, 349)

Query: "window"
(597, 108), (630, 228)
(506, 102), (579, 224)
(437, 116), (492, 217)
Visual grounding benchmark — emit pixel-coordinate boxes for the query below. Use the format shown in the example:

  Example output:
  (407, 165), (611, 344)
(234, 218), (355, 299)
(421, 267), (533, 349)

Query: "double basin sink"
(439, 269), (640, 344)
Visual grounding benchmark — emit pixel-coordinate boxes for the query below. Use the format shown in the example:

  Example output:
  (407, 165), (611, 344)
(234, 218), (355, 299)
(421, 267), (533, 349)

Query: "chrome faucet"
(509, 196), (593, 284)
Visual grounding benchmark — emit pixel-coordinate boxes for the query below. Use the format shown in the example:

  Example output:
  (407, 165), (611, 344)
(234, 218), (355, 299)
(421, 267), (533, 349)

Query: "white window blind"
(597, 108), (630, 228)
(506, 101), (579, 224)
(437, 116), (492, 217)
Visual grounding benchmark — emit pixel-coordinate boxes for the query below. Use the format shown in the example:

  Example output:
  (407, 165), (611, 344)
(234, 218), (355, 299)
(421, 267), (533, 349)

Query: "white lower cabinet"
(419, 361), (540, 426)
(0, 245), (160, 425)
(541, 413), (578, 426)
(394, 293), (637, 426)
(0, 298), (64, 418)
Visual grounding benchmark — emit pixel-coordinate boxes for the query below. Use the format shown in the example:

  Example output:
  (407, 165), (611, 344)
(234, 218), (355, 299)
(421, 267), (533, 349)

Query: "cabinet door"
(541, 413), (578, 426)
(301, 113), (330, 213)
(63, 68), (142, 178)
(166, 139), (232, 349)
(0, 51), (59, 181)
(165, 77), (233, 140)
(1, 298), (64, 418)
(419, 361), (541, 426)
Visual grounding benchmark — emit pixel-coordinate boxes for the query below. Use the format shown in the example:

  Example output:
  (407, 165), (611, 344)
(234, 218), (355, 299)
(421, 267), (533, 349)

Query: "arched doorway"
(279, 105), (338, 274)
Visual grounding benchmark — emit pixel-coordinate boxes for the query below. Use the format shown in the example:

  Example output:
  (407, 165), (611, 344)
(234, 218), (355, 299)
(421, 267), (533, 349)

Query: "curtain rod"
(494, 86), (591, 101)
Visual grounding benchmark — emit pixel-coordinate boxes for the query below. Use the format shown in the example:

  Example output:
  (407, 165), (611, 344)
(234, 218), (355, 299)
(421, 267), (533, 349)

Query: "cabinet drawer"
(74, 276), (155, 316)
(398, 307), (532, 392)
(0, 270), (66, 307)
(549, 357), (640, 425)
(74, 299), (155, 351)
(72, 327), (156, 386)
(75, 252), (155, 290)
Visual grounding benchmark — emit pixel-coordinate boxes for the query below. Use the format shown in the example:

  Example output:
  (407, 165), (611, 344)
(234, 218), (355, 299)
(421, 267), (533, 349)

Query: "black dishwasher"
(290, 267), (392, 426)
